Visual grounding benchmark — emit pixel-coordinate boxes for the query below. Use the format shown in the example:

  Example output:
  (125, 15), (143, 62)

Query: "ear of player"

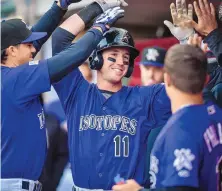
(93, 7), (125, 33)
(59, 0), (128, 11)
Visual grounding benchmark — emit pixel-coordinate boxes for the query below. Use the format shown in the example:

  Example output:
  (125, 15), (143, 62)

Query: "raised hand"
(93, 7), (124, 33)
(164, 0), (195, 42)
(170, 0), (193, 27)
(188, 0), (218, 36)
(188, 34), (208, 53)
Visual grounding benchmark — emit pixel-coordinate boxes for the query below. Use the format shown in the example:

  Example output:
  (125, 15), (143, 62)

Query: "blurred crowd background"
(1, 0), (222, 190)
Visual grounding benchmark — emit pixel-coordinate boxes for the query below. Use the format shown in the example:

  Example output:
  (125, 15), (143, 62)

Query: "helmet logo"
(122, 33), (130, 44)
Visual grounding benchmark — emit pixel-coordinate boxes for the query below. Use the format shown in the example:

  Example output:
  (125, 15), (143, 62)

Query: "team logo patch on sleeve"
(29, 60), (39, 65)
(207, 105), (216, 115)
(173, 148), (195, 178)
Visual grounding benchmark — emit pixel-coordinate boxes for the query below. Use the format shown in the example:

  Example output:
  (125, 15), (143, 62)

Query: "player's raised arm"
(30, 0), (128, 57)
(49, 6), (125, 83)
(1, 6), (124, 106)
(29, 0), (84, 57)
(52, 0), (128, 55)
(30, 1), (67, 56)
(186, 0), (222, 66)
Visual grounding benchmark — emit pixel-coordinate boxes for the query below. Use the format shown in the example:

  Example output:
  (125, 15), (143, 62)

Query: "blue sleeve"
(161, 128), (200, 188)
(51, 27), (102, 110)
(31, 2), (66, 56)
(47, 28), (103, 82)
(4, 61), (50, 106)
(204, 29), (222, 66)
(52, 27), (76, 56)
(140, 84), (171, 128)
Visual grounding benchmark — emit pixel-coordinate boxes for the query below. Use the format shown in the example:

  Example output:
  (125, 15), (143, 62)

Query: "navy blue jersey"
(1, 61), (50, 180)
(53, 69), (171, 189)
(150, 103), (222, 191)
(205, 28), (222, 67)
(1, 2), (66, 180)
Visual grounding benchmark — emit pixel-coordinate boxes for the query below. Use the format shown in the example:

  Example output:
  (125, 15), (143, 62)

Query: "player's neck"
(170, 91), (204, 114)
(1, 58), (19, 67)
(97, 78), (122, 93)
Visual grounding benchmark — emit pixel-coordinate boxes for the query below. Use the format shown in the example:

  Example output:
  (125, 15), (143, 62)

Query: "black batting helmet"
(89, 27), (139, 78)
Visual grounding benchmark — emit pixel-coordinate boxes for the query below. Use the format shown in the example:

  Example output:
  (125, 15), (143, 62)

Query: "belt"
(22, 180), (42, 191)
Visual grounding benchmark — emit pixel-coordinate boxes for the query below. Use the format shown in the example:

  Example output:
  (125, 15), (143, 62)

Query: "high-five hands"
(164, 0), (195, 42)
(187, 0), (218, 36)
(93, 7), (125, 33)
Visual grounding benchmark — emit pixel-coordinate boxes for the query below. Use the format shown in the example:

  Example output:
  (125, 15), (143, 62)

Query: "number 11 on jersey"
(113, 135), (129, 157)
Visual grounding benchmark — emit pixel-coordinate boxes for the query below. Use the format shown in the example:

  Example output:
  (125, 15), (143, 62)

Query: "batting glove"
(94, 0), (128, 12)
(93, 7), (124, 33)
(164, 0), (195, 44)
(59, 0), (82, 9)
(164, 20), (195, 44)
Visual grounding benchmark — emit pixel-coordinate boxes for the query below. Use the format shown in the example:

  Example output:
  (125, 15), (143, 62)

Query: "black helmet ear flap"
(125, 59), (134, 78)
(89, 51), (103, 70)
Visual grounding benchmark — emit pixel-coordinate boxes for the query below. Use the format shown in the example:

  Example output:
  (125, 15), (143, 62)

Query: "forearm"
(52, 27), (76, 56)
(32, 1), (67, 54)
(52, 2), (104, 55)
(58, 2), (103, 36)
(204, 28), (222, 66)
(48, 28), (103, 83)
(59, 14), (85, 38)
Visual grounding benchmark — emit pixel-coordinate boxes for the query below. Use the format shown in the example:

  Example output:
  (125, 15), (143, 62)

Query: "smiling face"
(98, 47), (130, 84)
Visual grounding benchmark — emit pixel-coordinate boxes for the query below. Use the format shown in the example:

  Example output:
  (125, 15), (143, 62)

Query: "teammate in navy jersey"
(112, 44), (222, 191)
(52, 17), (172, 190)
(1, 1), (125, 190)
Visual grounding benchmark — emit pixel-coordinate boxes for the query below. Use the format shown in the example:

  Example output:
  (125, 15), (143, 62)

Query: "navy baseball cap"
(1, 19), (47, 52)
(139, 47), (167, 67)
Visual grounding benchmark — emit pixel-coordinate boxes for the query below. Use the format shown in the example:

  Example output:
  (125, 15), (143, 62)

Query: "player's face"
(140, 65), (164, 86)
(15, 43), (36, 65)
(100, 48), (130, 83)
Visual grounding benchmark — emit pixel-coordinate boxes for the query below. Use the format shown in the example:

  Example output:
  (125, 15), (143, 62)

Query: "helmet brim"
(98, 44), (140, 59)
